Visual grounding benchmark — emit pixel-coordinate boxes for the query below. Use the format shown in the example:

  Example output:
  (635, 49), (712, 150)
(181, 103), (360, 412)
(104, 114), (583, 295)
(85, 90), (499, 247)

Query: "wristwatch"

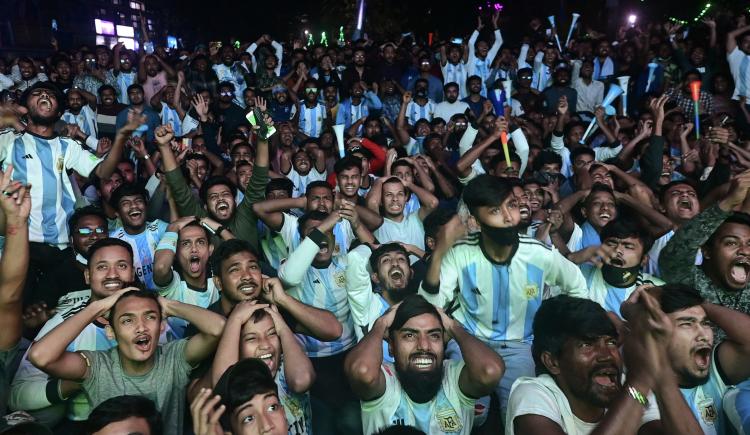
(216, 225), (228, 237)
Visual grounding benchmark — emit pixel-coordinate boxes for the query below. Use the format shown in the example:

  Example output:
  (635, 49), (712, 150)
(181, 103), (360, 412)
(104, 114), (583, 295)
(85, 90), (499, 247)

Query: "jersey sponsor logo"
(436, 407), (463, 432)
(22, 154), (33, 159)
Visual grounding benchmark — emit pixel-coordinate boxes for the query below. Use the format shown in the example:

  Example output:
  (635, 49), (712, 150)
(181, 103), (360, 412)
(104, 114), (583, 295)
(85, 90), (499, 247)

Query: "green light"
(320, 31), (328, 47)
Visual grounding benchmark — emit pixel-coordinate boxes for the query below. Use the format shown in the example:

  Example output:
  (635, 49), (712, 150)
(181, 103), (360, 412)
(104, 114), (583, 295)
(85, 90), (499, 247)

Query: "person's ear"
(104, 323), (115, 340)
(213, 275), (223, 291)
(580, 205), (588, 220)
(426, 236), (436, 252)
(371, 272), (381, 285)
(541, 351), (562, 376)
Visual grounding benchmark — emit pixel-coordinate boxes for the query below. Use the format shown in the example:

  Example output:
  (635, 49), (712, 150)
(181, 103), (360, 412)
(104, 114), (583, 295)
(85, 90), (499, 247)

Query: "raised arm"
(93, 109), (144, 179)
(727, 24), (750, 54)
(278, 212), (339, 288)
(153, 217), (196, 288)
(160, 297), (226, 366)
(344, 308), (391, 401)
(263, 278), (342, 341)
(0, 166), (29, 350)
(252, 196), (307, 232)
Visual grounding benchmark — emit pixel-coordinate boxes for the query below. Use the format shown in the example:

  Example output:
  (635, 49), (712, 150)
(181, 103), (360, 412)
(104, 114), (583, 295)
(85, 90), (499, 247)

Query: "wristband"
(216, 225), (228, 236)
(156, 231), (178, 252)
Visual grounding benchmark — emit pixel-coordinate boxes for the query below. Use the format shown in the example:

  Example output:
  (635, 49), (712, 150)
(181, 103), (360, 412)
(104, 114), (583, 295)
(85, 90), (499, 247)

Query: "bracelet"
(626, 384), (650, 408)
(156, 231), (178, 252)
(142, 154), (150, 160)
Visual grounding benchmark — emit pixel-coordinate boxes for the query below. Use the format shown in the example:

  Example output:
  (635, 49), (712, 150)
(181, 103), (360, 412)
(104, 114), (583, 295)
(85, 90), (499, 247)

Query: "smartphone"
(451, 37), (463, 44)
(143, 41), (154, 54)
(51, 19), (58, 32)
(182, 138), (192, 149)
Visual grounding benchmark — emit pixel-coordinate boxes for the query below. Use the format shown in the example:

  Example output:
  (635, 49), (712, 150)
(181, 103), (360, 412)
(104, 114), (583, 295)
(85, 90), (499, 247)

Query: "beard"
(396, 359), (444, 403)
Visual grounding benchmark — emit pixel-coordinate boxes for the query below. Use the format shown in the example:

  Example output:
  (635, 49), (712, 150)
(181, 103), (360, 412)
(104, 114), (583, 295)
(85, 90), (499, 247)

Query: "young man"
(0, 82), (131, 305)
(576, 220), (664, 317)
(280, 148), (327, 198)
(467, 13), (502, 97)
(28, 289), (225, 435)
(335, 81), (383, 131)
(277, 210), (362, 434)
(420, 174), (588, 415)
(157, 120), (269, 249)
(153, 218), (231, 338)
(10, 239), (138, 426)
(440, 43), (469, 98)
(115, 84), (161, 142)
(334, 155), (365, 204)
(345, 295), (504, 435)
(61, 88), (98, 142)
(108, 184), (167, 290)
(369, 177), (439, 262)
(192, 358), (289, 435)
(298, 80), (328, 138)
(84, 395), (162, 435)
(433, 83), (470, 122)
(210, 301), (315, 435)
(660, 171), (750, 316)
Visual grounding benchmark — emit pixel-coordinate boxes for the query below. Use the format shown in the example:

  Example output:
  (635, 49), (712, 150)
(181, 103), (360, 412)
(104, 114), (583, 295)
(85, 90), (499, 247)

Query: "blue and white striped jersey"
(156, 270), (220, 339)
(280, 212), (355, 257)
(405, 100), (435, 125)
(115, 71), (137, 104)
(420, 235), (587, 343)
(298, 103), (327, 138)
(441, 62), (469, 98)
(159, 104), (183, 137)
(277, 362), (312, 435)
(0, 130), (102, 248)
(110, 220), (168, 290)
(61, 106), (98, 138)
(680, 348), (731, 435)
(580, 264), (664, 318)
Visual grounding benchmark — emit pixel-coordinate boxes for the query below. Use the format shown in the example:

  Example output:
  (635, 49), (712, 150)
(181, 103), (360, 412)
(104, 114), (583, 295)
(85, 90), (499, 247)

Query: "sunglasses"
(220, 91), (234, 97)
(77, 227), (106, 235)
(305, 88), (318, 94)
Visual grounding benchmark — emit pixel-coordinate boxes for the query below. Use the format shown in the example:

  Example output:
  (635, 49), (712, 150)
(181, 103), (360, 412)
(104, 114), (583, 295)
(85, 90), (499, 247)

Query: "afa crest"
(523, 284), (539, 299)
(436, 408), (462, 433)
(334, 271), (346, 288)
(700, 402), (717, 424)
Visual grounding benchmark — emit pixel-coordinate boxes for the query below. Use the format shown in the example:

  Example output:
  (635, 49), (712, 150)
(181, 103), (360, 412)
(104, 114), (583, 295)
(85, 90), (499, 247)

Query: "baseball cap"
(0, 412), (52, 435)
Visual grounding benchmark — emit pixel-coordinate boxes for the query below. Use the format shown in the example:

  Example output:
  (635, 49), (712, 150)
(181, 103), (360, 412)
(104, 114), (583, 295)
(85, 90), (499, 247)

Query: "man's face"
(690, 47), (706, 66)
(323, 85), (338, 103)
(554, 69), (570, 87)
(117, 194), (147, 230)
(19, 61), (35, 80)
(240, 315), (281, 376)
(602, 236), (643, 268)
(67, 91), (84, 112)
(145, 56), (158, 76)
(583, 191), (617, 229)
(666, 306), (713, 388)
(292, 151), (312, 175)
(475, 194), (521, 229)
(573, 154), (594, 172)
(543, 48), (557, 65)
(117, 162), (136, 184)
(237, 165), (253, 190)
(56, 61), (71, 81)
(391, 313), (445, 402)
(72, 215), (107, 256)
(85, 245), (134, 299)
(337, 167), (361, 198)
(92, 416), (152, 435)
(372, 250), (412, 294)
(392, 165), (414, 185)
(219, 87), (234, 104)
(111, 297), (163, 364)
(663, 183), (698, 222)
(128, 88), (144, 105)
(265, 55), (278, 70)
(740, 34), (750, 55)
(301, 218), (335, 264)
(566, 125), (585, 145)
(96, 48), (111, 68)
(476, 40), (489, 58)
(100, 88), (116, 107)
(590, 166), (614, 190)
(513, 186), (531, 225)
(230, 392), (288, 435)
(26, 87), (60, 125)
(419, 59), (431, 72)
(120, 53), (133, 71)
(491, 160), (520, 178)
(365, 119), (381, 137)
(705, 222), (750, 290)
(552, 335), (622, 408)
(216, 251), (263, 303)
(353, 50), (366, 67)
(444, 86), (459, 103)
(580, 62), (593, 79)
(99, 173), (123, 203)
(468, 78), (482, 94)
(382, 181), (407, 218)
(231, 145), (253, 167)
(448, 47), (461, 63)
(177, 226), (211, 280)
(193, 159), (209, 181)
(306, 186), (333, 213)
(524, 183), (545, 212)
(222, 47), (235, 65)
(518, 70), (532, 88)
(598, 42), (610, 57)
(206, 184), (236, 221)
(383, 45), (396, 63)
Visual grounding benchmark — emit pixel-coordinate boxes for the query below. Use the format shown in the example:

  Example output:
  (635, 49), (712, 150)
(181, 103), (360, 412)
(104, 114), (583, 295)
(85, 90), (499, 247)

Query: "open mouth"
(519, 206), (530, 219)
(257, 352), (275, 370)
(318, 241), (330, 255)
(598, 212), (612, 222)
(730, 258), (750, 285)
(38, 98), (52, 110)
(238, 281), (258, 296)
(388, 267), (406, 286)
(134, 335), (152, 352)
(661, 171), (671, 177)
(411, 354), (436, 370)
(128, 210), (143, 219)
(693, 347), (711, 370)
(102, 279), (123, 291)
(216, 202), (230, 213)
(591, 367), (619, 389)
(189, 255), (202, 273)
(609, 257), (625, 267)
(678, 199), (693, 211)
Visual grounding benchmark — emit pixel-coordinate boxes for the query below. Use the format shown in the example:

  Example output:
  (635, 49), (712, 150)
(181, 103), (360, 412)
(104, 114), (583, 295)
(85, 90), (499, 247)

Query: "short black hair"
(199, 176), (237, 204)
(570, 146), (596, 162)
(88, 238), (134, 266)
(600, 219), (654, 254)
(126, 83), (144, 94)
(534, 150), (563, 171)
(423, 208), (457, 240)
(265, 177), (294, 197)
(374, 426), (426, 435)
(216, 358), (279, 430)
(68, 205), (108, 235)
(389, 294), (442, 341)
(297, 210), (329, 237)
(584, 184), (616, 208)
(443, 82), (459, 92)
(654, 284), (705, 314)
(305, 180), (332, 196)
(109, 183), (149, 209)
(85, 395), (162, 435)
(532, 295), (617, 375)
(705, 212), (750, 248)
(463, 174), (514, 216)
(210, 239), (259, 278)
(334, 155), (363, 174)
(369, 243), (410, 272)
(391, 158), (415, 175)
(97, 84), (116, 96)
(659, 179), (697, 204)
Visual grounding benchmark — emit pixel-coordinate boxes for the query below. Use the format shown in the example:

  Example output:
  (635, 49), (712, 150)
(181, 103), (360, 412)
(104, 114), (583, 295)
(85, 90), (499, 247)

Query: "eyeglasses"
(305, 88), (318, 94)
(76, 227), (106, 235)
(220, 91), (234, 97)
(120, 59), (129, 63)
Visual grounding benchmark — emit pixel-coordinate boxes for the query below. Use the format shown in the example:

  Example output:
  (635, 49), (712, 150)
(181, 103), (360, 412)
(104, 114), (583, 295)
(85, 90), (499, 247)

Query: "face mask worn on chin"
(601, 263), (640, 288)
(480, 223), (519, 246)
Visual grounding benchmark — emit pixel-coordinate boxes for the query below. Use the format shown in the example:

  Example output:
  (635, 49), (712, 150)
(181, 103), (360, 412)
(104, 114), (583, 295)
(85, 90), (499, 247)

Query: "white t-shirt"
(284, 167), (327, 198)
(362, 360), (475, 435)
(374, 212), (425, 263)
(727, 47), (750, 100)
(506, 374), (660, 435)
(433, 101), (470, 123)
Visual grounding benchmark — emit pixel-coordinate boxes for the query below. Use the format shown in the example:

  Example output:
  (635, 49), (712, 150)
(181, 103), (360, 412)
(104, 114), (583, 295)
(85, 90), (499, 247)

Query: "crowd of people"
(2, 4), (750, 435)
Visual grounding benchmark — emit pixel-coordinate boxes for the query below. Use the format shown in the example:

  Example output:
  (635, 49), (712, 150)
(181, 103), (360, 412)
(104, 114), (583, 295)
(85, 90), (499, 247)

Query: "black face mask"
(480, 223), (519, 246)
(601, 263), (640, 288)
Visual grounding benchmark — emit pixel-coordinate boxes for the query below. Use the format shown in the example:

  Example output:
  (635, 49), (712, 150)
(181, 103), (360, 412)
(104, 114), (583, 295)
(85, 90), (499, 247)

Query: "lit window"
(116, 25), (134, 37)
(129, 1), (141, 10)
(94, 19), (115, 36)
